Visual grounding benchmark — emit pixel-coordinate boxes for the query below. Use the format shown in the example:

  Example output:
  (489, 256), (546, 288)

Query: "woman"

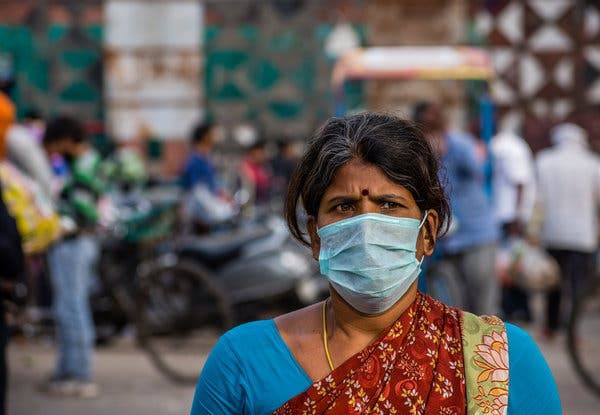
(190, 113), (561, 414)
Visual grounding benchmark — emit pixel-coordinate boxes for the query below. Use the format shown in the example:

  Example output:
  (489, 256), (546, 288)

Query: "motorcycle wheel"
(136, 258), (234, 385)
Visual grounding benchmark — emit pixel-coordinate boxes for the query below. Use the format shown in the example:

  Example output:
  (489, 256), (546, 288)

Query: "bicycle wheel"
(567, 282), (600, 397)
(136, 258), (234, 384)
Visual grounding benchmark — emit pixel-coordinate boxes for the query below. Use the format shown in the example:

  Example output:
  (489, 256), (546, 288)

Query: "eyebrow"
(372, 194), (409, 202)
(325, 193), (410, 205)
(325, 195), (360, 206)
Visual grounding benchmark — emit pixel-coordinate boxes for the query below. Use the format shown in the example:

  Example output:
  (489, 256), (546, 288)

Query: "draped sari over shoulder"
(273, 293), (509, 415)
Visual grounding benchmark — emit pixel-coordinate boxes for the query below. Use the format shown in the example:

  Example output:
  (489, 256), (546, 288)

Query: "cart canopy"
(332, 46), (494, 87)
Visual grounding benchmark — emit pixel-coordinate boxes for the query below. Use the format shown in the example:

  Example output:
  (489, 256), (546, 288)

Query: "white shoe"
(41, 378), (77, 396)
(41, 378), (100, 399)
(72, 381), (100, 399)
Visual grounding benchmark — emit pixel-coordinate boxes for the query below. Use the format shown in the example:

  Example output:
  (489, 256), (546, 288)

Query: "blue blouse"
(190, 320), (562, 415)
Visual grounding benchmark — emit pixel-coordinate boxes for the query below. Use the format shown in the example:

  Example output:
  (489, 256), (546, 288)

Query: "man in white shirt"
(491, 131), (536, 230)
(491, 130), (537, 321)
(536, 123), (600, 336)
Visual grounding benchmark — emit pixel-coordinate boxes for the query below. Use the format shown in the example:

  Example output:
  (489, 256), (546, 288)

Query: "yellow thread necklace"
(321, 299), (335, 371)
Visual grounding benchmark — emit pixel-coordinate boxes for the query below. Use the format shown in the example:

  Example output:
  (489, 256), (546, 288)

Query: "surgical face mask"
(317, 211), (428, 315)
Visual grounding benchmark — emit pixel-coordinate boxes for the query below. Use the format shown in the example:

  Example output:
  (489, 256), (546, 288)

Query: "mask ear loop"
(416, 210), (430, 265)
(418, 210), (429, 229)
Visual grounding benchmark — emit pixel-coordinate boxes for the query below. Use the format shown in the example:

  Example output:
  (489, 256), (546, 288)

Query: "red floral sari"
(273, 293), (466, 415)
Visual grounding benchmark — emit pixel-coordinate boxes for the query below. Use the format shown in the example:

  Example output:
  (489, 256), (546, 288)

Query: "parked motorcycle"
(135, 211), (327, 384)
(92, 187), (179, 345)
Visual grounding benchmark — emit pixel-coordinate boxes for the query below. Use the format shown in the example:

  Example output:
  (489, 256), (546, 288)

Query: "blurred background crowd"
(0, 1), (599, 414)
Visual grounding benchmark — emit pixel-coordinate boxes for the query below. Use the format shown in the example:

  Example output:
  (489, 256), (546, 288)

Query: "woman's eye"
(335, 203), (354, 213)
(381, 201), (400, 210)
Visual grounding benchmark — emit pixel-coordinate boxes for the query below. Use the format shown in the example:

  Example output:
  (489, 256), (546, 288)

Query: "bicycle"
(567, 270), (600, 397)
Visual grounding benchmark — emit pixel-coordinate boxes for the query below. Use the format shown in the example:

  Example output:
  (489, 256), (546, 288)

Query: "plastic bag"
(0, 161), (61, 253)
(497, 238), (560, 292)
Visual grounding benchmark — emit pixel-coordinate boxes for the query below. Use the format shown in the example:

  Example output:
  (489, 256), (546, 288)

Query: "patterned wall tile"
(470, 0), (600, 148)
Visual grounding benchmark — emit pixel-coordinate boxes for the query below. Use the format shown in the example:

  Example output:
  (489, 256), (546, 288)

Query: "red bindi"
(361, 189), (369, 196)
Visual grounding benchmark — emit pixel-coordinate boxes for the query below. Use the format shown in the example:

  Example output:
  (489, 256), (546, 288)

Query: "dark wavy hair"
(190, 121), (214, 145)
(285, 112), (450, 246)
(43, 115), (86, 145)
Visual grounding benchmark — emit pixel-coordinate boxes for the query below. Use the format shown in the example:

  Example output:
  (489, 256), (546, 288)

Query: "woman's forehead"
(324, 160), (413, 198)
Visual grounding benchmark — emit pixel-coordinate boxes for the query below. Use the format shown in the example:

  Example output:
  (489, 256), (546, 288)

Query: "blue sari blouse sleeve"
(506, 323), (562, 414)
(190, 333), (247, 415)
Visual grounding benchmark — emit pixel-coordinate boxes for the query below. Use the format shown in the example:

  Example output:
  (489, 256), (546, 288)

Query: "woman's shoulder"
(224, 319), (275, 337)
(194, 320), (282, 399)
(504, 323), (562, 414)
(219, 319), (278, 353)
(504, 322), (532, 346)
(504, 322), (545, 363)
(503, 323), (549, 376)
(214, 305), (321, 367)
(199, 319), (280, 380)
(192, 323), (278, 415)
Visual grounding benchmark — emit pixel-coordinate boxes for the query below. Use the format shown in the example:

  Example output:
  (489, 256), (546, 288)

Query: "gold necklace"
(322, 299), (335, 371)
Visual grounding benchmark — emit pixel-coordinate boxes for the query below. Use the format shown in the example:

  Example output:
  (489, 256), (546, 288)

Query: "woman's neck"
(327, 282), (419, 341)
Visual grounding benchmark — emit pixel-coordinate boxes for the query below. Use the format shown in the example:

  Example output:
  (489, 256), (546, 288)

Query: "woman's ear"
(307, 216), (320, 261)
(422, 210), (439, 256)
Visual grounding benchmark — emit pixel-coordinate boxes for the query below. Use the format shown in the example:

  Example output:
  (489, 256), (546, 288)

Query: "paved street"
(7, 326), (599, 415)
(8, 336), (199, 415)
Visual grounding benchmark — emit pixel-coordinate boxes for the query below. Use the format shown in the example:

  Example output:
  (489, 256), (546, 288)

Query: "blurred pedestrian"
(240, 140), (272, 204)
(271, 138), (298, 194)
(0, 93), (25, 415)
(0, 96), (60, 250)
(181, 121), (219, 194)
(180, 122), (233, 228)
(41, 116), (104, 398)
(0, 97), (59, 325)
(414, 102), (499, 315)
(0, 94), (54, 201)
(0, 181), (23, 415)
(536, 123), (600, 338)
(491, 129), (536, 321)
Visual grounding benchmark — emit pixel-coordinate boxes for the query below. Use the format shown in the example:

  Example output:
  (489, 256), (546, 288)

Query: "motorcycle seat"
(178, 225), (272, 266)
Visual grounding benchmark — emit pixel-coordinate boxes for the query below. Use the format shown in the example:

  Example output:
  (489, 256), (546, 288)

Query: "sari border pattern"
(461, 312), (509, 415)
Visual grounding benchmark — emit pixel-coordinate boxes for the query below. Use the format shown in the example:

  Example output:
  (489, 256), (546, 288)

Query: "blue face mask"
(317, 212), (428, 315)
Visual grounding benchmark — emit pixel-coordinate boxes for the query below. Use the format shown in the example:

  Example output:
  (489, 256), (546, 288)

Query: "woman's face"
(308, 159), (438, 261)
